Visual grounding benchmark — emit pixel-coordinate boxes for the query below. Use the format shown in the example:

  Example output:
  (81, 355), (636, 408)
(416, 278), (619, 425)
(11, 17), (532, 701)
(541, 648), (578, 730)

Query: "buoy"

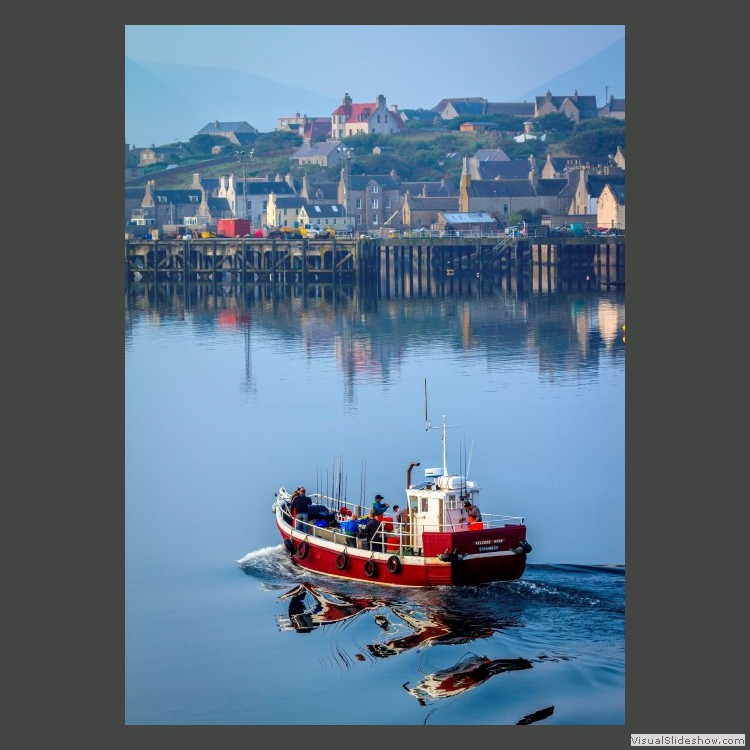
(335, 551), (348, 570)
(387, 555), (401, 574)
(364, 559), (378, 578)
(296, 540), (309, 560)
(283, 538), (296, 556)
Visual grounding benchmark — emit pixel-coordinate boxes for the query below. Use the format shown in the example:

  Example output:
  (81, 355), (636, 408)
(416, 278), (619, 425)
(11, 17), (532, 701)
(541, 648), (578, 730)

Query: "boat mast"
(441, 415), (448, 476)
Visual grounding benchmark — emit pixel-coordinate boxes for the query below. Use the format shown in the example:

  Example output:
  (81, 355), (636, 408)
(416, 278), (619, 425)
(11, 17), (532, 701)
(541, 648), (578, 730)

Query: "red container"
(217, 218), (251, 237)
(382, 516), (394, 532)
(386, 536), (399, 551)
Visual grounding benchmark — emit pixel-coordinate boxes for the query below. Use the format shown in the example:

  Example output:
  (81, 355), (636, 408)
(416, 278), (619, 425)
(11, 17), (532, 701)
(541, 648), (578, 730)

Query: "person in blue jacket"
(372, 494), (389, 516)
(341, 512), (361, 536)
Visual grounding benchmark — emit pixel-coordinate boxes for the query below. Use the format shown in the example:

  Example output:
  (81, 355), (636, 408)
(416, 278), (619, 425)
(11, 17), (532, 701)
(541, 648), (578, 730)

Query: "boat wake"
(237, 544), (307, 583)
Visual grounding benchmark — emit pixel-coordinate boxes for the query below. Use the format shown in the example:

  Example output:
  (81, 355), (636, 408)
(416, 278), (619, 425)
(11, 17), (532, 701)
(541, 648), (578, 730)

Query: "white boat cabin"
(405, 467), (481, 550)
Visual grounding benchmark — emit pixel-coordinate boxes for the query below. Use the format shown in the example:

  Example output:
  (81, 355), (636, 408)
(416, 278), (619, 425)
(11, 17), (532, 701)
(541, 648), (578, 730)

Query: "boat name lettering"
(473, 538), (504, 546)
(477, 545), (499, 552)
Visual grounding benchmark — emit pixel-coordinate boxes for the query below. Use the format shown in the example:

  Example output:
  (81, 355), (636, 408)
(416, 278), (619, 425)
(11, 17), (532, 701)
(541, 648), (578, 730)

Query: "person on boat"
(393, 504), (409, 526)
(363, 511), (384, 552)
(372, 494), (389, 518)
(463, 499), (482, 527)
(291, 487), (312, 531)
(341, 512), (360, 536)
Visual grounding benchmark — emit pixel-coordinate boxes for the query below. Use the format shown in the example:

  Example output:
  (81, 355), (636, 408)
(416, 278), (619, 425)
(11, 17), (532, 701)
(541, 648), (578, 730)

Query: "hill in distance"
(125, 58), (340, 147)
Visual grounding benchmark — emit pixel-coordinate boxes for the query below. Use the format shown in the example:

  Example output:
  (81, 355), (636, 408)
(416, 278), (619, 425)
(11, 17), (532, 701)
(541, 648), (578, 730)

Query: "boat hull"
(276, 515), (527, 587)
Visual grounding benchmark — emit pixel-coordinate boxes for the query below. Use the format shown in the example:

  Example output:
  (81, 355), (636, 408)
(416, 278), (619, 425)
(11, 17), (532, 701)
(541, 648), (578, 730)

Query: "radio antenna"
(424, 378), (431, 431)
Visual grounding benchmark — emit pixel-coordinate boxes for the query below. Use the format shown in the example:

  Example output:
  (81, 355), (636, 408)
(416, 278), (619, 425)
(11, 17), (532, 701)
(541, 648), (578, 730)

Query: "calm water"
(125, 274), (625, 725)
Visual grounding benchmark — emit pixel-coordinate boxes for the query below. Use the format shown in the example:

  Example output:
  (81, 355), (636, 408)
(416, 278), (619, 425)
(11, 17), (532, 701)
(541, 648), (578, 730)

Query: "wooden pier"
(124, 234), (625, 288)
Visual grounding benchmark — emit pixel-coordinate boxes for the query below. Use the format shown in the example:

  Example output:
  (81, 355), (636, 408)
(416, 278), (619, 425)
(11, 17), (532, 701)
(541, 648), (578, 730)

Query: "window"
(356, 199), (362, 209)
(372, 185), (379, 193)
(372, 216), (378, 225)
(420, 497), (429, 513)
(157, 196), (167, 203)
(385, 198), (391, 209)
(503, 204), (509, 215)
(189, 195), (198, 203)
(372, 198), (378, 209)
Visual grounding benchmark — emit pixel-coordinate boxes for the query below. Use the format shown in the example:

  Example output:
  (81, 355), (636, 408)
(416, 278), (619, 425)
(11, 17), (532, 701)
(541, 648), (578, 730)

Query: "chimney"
(377, 94), (386, 107)
(343, 92), (352, 106)
(391, 104), (398, 113)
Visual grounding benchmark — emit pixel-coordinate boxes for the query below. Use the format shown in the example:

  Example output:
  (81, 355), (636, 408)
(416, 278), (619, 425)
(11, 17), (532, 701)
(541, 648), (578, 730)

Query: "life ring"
(364, 559), (378, 578)
(296, 540), (309, 560)
(335, 551), (348, 570)
(283, 538), (296, 556)
(387, 555), (401, 574)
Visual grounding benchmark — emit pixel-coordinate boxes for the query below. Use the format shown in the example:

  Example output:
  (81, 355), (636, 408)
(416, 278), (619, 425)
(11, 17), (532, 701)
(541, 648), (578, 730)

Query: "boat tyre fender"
(513, 540), (533, 555)
(335, 551), (348, 570)
(387, 555), (401, 574)
(283, 538), (297, 557)
(296, 540), (309, 560)
(364, 559), (378, 578)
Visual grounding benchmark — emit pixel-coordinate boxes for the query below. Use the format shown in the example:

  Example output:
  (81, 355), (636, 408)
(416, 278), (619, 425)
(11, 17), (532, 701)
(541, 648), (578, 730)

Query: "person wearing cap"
(372, 494), (389, 517)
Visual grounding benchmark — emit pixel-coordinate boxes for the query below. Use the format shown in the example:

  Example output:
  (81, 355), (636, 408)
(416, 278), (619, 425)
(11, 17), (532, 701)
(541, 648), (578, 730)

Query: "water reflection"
(274, 581), (538, 706)
(126, 281), (625, 404)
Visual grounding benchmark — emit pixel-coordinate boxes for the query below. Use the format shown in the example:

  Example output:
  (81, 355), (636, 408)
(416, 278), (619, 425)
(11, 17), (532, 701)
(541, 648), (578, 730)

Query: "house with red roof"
(331, 93), (405, 139)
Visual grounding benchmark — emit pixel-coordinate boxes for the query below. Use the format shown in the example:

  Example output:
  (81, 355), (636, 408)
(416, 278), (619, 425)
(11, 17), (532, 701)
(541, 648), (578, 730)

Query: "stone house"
(218, 174), (295, 227)
(340, 172), (401, 230)
(459, 158), (568, 219)
(290, 140), (342, 167)
(266, 194), (306, 229)
(437, 212), (498, 232)
(598, 97), (626, 120)
(196, 120), (258, 146)
(534, 90), (598, 123)
(402, 194), (460, 229)
(297, 203), (350, 233)
(597, 184), (625, 229)
(331, 93), (405, 139)
(299, 174), (339, 205)
(129, 179), (205, 229)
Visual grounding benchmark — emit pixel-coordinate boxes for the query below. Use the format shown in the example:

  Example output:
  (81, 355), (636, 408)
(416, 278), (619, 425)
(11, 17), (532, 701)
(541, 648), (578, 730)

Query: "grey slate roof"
(305, 204), (346, 218)
(431, 97), (485, 112)
(477, 161), (531, 180)
(154, 189), (202, 203)
(350, 174), (401, 190)
(306, 182), (339, 201)
(198, 121), (256, 134)
(484, 102), (535, 117)
(291, 141), (342, 159)
(239, 182), (294, 196)
(274, 197), (306, 208)
(534, 179), (568, 196)
(450, 102), (485, 116)
(586, 174), (626, 199)
(401, 180), (456, 196)
(535, 93), (598, 119)
(467, 180), (534, 198)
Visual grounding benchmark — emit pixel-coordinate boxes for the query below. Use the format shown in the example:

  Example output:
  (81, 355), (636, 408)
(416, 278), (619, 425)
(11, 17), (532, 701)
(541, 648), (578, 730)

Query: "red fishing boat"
(272, 397), (532, 587)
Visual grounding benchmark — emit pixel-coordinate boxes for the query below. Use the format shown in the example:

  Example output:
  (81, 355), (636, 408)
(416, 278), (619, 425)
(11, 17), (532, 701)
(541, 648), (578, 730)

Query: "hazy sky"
(125, 25), (624, 108)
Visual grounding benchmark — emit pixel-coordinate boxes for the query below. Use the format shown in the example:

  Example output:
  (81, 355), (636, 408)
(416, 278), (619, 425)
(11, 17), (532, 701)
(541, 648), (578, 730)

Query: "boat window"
(420, 496), (429, 513)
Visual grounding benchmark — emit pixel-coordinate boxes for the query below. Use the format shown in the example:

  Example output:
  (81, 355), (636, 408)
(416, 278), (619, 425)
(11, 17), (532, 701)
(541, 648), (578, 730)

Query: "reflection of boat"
(403, 654), (533, 703)
(273, 388), (531, 587)
(366, 605), (494, 658)
(277, 582), (382, 633)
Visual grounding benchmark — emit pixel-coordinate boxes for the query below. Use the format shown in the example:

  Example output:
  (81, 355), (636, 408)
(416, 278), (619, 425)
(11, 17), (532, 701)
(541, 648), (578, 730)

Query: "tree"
(187, 134), (231, 156)
(566, 120), (625, 157)
(533, 113), (575, 140)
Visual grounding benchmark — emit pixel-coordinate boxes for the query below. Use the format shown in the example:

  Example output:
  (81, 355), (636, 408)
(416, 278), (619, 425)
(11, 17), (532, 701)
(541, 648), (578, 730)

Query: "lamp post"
(234, 148), (254, 220)
(337, 147), (353, 232)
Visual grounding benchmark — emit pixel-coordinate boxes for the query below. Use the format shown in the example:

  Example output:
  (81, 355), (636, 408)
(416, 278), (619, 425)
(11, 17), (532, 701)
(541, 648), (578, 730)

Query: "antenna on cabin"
(424, 379), (458, 475)
(424, 378), (431, 431)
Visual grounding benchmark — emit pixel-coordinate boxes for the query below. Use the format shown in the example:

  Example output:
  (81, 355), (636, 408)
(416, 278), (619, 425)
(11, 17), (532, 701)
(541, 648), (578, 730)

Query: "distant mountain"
(514, 37), (625, 107)
(125, 58), (340, 147)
